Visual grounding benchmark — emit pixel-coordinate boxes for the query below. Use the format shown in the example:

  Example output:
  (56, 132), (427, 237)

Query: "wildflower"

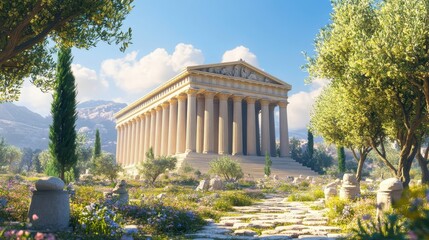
(408, 231), (418, 240)
(46, 233), (56, 240)
(34, 232), (45, 240)
(362, 214), (371, 221)
(32, 214), (39, 221)
(425, 189), (429, 202)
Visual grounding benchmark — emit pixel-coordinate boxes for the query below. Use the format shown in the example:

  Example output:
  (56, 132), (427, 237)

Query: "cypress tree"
(49, 47), (78, 181)
(337, 146), (346, 173)
(264, 151), (272, 177)
(93, 129), (101, 158)
(307, 129), (314, 159)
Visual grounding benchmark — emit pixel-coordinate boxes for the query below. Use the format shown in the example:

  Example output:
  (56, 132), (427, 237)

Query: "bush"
(0, 178), (31, 223)
(139, 148), (177, 185)
(72, 203), (124, 238)
(287, 189), (324, 201)
(209, 156), (243, 181)
(91, 153), (122, 182)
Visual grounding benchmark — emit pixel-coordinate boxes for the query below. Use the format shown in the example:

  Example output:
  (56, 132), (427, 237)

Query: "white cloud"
(287, 78), (330, 130)
(222, 46), (258, 67)
(72, 64), (109, 102)
(101, 43), (204, 94)
(15, 81), (52, 117)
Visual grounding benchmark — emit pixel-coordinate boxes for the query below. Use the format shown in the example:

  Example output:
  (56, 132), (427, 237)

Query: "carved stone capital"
(204, 91), (216, 99)
(245, 97), (257, 104)
(278, 101), (288, 108)
(232, 95), (244, 102)
(217, 93), (230, 100)
(260, 99), (270, 106)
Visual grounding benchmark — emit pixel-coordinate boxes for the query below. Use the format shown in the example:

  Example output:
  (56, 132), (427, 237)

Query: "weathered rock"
(112, 180), (129, 205)
(196, 180), (210, 191)
(209, 177), (223, 191)
(377, 178), (403, 216)
(339, 174), (360, 200)
(234, 229), (257, 236)
(324, 187), (337, 201)
(28, 189), (70, 231)
(35, 177), (65, 191)
(157, 193), (166, 200)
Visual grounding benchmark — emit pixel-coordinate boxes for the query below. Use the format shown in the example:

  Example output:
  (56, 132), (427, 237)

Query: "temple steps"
(174, 153), (319, 178)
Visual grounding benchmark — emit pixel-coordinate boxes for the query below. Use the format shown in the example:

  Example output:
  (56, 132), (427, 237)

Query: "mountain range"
(0, 100), (127, 153)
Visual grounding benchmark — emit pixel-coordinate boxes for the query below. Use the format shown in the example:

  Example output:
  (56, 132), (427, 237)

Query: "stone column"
(116, 125), (122, 164)
(232, 95), (243, 155)
(203, 91), (215, 153)
(144, 112), (151, 159)
(260, 100), (271, 156)
(150, 109), (156, 151)
(246, 97), (257, 155)
(120, 124), (126, 165)
(138, 116), (145, 164)
(196, 95), (205, 153)
(218, 93), (229, 155)
(123, 122), (130, 166)
(186, 89), (197, 153)
(155, 106), (162, 156)
(161, 103), (169, 156)
(133, 118), (140, 165)
(176, 94), (187, 154)
(269, 104), (276, 156)
(168, 98), (178, 156)
(214, 99), (219, 153)
(128, 120), (135, 166)
(278, 101), (290, 157)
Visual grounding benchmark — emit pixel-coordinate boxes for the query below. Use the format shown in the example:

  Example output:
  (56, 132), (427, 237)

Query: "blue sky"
(16, 1), (333, 133)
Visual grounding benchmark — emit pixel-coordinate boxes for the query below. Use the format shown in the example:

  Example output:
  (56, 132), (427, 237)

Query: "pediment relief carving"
(196, 64), (278, 84)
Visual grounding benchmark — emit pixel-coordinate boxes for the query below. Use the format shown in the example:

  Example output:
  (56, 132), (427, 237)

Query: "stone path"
(186, 194), (346, 240)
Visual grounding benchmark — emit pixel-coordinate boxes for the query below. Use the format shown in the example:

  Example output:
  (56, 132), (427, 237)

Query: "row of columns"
(116, 90), (289, 166)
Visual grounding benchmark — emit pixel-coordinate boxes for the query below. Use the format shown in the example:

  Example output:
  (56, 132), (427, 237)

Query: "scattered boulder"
(196, 179), (210, 191)
(324, 187), (337, 201)
(272, 175), (279, 181)
(209, 177), (223, 191)
(35, 177), (65, 191)
(157, 193), (166, 200)
(339, 174), (360, 200)
(377, 178), (403, 216)
(112, 180), (129, 205)
(28, 177), (70, 231)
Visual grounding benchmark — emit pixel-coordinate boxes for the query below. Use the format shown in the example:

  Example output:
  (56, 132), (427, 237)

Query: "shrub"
(209, 156), (243, 181)
(73, 186), (104, 205)
(72, 203), (124, 238)
(119, 197), (205, 235)
(0, 179), (31, 223)
(264, 152), (272, 177)
(91, 153), (122, 182)
(287, 189), (324, 201)
(139, 148), (177, 185)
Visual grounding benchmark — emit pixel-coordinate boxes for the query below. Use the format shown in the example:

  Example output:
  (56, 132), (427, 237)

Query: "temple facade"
(114, 60), (291, 172)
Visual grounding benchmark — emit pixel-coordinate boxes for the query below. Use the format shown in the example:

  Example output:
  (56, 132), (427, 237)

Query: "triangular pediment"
(187, 60), (291, 89)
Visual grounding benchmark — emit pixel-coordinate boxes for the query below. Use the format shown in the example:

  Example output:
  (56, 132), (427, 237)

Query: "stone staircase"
(174, 153), (318, 178)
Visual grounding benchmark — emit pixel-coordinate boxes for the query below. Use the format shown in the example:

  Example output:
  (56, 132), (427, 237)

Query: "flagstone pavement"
(185, 194), (348, 240)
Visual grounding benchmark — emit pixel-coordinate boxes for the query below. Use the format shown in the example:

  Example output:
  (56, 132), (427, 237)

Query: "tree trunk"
(417, 153), (429, 184)
(356, 155), (365, 182)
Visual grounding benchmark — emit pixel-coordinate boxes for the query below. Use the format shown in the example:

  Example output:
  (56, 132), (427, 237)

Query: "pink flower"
(46, 233), (56, 240)
(408, 231), (418, 240)
(35, 232), (45, 240)
(16, 230), (24, 237)
(32, 214), (39, 221)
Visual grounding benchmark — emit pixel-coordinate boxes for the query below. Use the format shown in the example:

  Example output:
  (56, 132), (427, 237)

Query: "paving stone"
(234, 229), (257, 236)
(258, 235), (293, 239)
(276, 224), (309, 231)
(219, 219), (243, 226)
(297, 235), (335, 239)
(232, 222), (251, 229)
(302, 220), (328, 226)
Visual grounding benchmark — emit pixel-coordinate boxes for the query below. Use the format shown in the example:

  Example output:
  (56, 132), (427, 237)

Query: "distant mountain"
(0, 101), (127, 153)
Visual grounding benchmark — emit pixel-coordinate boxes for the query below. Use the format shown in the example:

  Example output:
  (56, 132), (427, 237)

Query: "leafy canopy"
(0, 0), (133, 101)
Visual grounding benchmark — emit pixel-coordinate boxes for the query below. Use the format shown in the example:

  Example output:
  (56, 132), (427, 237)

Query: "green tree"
(49, 47), (78, 181)
(306, 0), (428, 187)
(209, 156), (244, 181)
(337, 146), (346, 174)
(0, 0), (133, 102)
(91, 153), (121, 182)
(307, 130), (314, 159)
(264, 152), (272, 177)
(93, 129), (101, 159)
(138, 148), (177, 185)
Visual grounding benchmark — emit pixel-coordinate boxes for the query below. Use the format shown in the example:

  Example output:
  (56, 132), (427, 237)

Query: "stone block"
(324, 187), (337, 201)
(28, 190), (70, 231)
(209, 177), (223, 190)
(377, 178), (403, 216)
(196, 180), (210, 191)
(35, 177), (64, 191)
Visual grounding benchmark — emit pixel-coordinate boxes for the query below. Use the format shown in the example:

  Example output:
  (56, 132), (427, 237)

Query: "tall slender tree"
(49, 47), (78, 181)
(307, 130), (314, 159)
(93, 129), (101, 159)
(337, 146), (346, 174)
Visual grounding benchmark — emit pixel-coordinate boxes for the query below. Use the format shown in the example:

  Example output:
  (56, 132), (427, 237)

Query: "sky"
(15, 0), (333, 133)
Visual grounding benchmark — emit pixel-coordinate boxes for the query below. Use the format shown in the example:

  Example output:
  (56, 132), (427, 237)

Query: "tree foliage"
(0, 138), (23, 173)
(264, 152), (272, 177)
(93, 129), (101, 159)
(49, 47), (78, 181)
(0, 0), (133, 102)
(306, 0), (429, 187)
(209, 156), (243, 181)
(91, 153), (121, 182)
(139, 148), (177, 185)
(337, 146), (346, 174)
(307, 130), (314, 159)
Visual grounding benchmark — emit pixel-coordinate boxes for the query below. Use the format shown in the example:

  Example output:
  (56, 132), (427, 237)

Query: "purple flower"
(408, 231), (418, 240)
(362, 214), (371, 221)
